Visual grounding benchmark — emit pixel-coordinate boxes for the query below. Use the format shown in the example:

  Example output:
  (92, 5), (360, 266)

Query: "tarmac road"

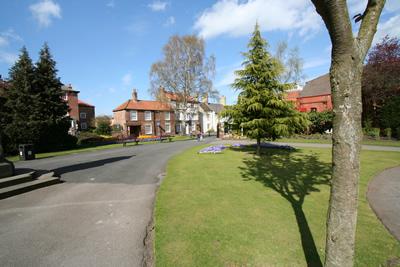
(0, 139), (209, 267)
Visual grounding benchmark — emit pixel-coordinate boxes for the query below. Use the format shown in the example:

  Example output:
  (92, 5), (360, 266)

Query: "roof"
(78, 100), (94, 107)
(207, 103), (224, 114)
(113, 99), (173, 112)
(200, 103), (212, 112)
(300, 74), (331, 97)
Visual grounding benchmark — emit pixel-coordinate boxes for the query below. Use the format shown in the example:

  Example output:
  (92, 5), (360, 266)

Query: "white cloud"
(122, 73), (132, 86)
(373, 14), (400, 44)
(106, 0), (115, 8)
(0, 51), (18, 65)
(108, 87), (116, 93)
(29, 0), (61, 27)
(194, 0), (322, 39)
(0, 29), (22, 47)
(148, 1), (168, 12)
(163, 16), (175, 27)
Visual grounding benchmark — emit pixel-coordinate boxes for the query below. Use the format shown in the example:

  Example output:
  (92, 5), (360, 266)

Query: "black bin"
(19, 144), (35, 160)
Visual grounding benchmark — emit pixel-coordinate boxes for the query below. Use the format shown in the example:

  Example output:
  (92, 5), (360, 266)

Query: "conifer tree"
(34, 43), (71, 151)
(223, 24), (307, 154)
(5, 47), (38, 151)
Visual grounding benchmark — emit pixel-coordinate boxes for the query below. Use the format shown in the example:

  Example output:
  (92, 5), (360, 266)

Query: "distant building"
(62, 84), (95, 134)
(158, 88), (200, 135)
(199, 95), (226, 135)
(286, 74), (333, 112)
(113, 89), (175, 137)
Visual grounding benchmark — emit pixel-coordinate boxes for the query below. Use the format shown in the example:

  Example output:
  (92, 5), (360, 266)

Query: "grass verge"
(155, 145), (400, 266)
(6, 135), (195, 162)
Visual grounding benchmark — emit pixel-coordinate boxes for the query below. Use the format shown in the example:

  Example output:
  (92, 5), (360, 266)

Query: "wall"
(117, 110), (175, 137)
(298, 94), (332, 112)
(66, 91), (79, 120)
(78, 105), (95, 130)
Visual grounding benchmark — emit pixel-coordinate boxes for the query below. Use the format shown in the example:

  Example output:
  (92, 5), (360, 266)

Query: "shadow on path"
(16, 155), (134, 178)
(236, 147), (331, 267)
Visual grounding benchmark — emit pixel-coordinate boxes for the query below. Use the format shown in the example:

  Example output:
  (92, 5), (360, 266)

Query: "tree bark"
(256, 138), (261, 155)
(309, 1), (385, 266)
(326, 48), (363, 267)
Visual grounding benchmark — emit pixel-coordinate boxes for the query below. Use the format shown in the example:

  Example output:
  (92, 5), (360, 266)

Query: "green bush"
(367, 128), (380, 140)
(307, 111), (333, 134)
(383, 128), (392, 139)
(381, 96), (400, 134)
(77, 132), (104, 145)
(397, 127), (400, 140)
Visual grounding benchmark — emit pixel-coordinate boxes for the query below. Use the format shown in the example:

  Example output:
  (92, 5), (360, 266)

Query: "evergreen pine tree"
(34, 43), (73, 152)
(5, 47), (39, 151)
(224, 24), (308, 154)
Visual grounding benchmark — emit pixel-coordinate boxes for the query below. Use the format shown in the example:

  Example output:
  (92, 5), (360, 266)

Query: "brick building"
(62, 84), (95, 134)
(113, 89), (175, 137)
(286, 74), (333, 112)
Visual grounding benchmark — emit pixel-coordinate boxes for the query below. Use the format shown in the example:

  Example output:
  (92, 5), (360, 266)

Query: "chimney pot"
(132, 89), (138, 102)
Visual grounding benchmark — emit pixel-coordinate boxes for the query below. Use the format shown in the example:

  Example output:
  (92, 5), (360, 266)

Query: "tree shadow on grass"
(235, 146), (331, 267)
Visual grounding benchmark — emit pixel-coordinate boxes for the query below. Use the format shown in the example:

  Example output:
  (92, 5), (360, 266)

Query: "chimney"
(219, 95), (226, 106)
(132, 89), (138, 102)
(202, 93), (208, 104)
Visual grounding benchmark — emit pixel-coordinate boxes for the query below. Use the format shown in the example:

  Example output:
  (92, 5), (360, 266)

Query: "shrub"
(397, 127), (400, 140)
(77, 132), (104, 145)
(367, 128), (380, 140)
(307, 111), (333, 134)
(381, 96), (400, 132)
(383, 128), (392, 139)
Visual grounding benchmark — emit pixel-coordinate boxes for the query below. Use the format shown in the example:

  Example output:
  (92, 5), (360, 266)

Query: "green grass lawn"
(276, 137), (400, 147)
(155, 145), (400, 266)
(6, 135), (195, 162)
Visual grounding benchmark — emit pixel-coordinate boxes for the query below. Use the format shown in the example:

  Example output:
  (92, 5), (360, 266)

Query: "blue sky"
(1, 0), (399, 115)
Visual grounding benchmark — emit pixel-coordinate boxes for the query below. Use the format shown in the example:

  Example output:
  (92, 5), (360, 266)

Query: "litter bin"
(19, 144), (35, 160)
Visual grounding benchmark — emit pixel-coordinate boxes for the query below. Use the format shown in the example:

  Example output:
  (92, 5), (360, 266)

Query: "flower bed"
(198, 145), (228, 154)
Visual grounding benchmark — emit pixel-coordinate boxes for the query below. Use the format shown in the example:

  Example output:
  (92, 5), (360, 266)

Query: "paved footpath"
(0, 139), (212, 267)
(211, 139), (400, 152)
(367, 166), (400, 241)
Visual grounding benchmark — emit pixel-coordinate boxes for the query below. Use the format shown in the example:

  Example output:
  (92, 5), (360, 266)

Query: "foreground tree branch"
(309, 1), (385, 266)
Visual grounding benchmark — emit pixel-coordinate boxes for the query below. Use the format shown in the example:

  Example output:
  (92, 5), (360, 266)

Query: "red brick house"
(286, 74), (333, 112)
(62, 84), (95, 134)
(113, 89), (175, 137)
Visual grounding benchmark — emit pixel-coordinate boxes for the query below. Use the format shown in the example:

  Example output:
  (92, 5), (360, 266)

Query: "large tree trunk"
(325, 47), (363, 267)
(309, 1), (385, 266)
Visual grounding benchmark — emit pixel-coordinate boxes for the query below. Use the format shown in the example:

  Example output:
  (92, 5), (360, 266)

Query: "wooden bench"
(119, 136), (173, 146)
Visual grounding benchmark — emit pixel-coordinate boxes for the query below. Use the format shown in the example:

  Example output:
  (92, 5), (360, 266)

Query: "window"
(145, 124), (152, 134)
(80, 112), (86, 119)
(81, 122), (87, 130)
(176, 124), (181, 133)
(63, 94), (68, 101)
(130, 110), (137, 121)
(145, 111), (152, 121)
(165, 122), (171, 133)
(311, 107), (317, 112)
(165, 112), (170, 121)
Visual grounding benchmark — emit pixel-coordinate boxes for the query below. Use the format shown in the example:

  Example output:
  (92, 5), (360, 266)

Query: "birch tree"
(149, 35), (217, 133)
